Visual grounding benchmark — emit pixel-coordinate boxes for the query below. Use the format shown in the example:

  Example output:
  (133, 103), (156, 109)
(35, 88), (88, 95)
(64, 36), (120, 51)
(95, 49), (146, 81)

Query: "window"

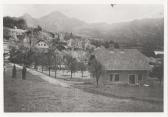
(44, 44), (46, 46)
(114, 74), (119, 81)
(110, 74), (113, 81)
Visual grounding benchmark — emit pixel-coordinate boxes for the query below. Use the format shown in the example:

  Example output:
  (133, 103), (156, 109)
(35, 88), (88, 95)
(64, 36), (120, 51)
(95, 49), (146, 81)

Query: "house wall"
(35, 41), (48, 48)
(100, 70), (148, 85)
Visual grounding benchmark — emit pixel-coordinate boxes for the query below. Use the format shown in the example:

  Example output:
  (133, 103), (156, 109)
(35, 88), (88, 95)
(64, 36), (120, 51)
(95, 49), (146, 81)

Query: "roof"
(35, 40), (48, 44)
(93, 47), (151, 71)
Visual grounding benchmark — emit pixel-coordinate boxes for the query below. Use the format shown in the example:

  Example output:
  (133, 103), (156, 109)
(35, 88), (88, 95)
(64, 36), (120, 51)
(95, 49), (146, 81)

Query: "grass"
(4, 64), (163, 112)
(35, 68), (163, 103)
(74, 83), (163, 103)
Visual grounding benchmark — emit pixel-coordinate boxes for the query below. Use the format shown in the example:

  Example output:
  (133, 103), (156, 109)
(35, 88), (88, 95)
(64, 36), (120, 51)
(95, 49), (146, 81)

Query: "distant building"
(35, 40), (49, 49)
(154, 51), (164, 56)
(91, 47), (151, 85)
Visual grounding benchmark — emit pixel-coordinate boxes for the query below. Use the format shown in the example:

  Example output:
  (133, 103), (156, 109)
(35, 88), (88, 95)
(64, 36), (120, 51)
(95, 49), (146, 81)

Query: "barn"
(92, 47), (151, 85)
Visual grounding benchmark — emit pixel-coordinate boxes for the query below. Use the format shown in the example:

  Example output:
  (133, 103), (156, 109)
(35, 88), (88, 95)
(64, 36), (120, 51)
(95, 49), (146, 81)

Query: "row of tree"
(8, 25), (90, 79)
(4, 17), (104, 86)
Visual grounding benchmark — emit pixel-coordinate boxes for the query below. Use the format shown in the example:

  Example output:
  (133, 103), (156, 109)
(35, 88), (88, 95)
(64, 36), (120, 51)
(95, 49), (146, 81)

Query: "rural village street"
(4, 64), (162, 112)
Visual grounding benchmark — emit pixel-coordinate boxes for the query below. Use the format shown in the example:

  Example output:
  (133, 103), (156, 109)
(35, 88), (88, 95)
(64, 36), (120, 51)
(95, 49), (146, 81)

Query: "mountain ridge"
(20, 11), (164, 53)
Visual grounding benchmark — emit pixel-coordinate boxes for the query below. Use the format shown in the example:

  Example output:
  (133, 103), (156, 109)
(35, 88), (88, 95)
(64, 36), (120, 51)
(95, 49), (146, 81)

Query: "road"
(4, 64), (163, 112)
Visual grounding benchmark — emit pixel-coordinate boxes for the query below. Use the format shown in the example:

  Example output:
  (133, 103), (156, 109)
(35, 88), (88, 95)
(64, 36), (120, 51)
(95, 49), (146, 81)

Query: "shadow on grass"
(72, 84), (163, 104)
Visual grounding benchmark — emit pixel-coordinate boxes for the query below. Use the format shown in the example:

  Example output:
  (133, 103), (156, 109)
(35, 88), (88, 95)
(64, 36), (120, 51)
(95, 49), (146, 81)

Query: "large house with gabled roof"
(35, 40), (49, 49)
(92, 47), (151, 85)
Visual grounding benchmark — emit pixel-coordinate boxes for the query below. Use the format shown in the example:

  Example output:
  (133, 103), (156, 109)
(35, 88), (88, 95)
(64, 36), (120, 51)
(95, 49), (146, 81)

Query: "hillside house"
(154, 50), (164, 59)
(92, 47), (151, 85)
(35, 40), (49, 49)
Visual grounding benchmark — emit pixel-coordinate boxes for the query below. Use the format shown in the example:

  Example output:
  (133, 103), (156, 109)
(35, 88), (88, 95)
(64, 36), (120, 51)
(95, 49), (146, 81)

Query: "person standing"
(12, 64), (16, 79)
(22, 65), (27, 80)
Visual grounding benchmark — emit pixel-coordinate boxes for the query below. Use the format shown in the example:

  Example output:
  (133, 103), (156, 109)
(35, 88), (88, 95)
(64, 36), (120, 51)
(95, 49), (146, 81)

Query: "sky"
(3, 4), (163, 24)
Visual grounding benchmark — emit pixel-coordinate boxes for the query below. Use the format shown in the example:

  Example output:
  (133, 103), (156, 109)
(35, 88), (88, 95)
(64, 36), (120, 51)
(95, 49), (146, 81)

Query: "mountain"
(76, 18), (164, 43)
(21, 11), (164, 53)
(21, 11), (87, 32)
(21, 13), (39, 27)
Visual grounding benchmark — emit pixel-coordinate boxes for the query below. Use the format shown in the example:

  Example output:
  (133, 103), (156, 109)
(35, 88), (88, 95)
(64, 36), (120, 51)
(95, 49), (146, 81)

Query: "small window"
(44, 44), (46, 46)
(110, 74), (113, 81)
(38, 44), (40, 46)
(114, 74), (119, 81)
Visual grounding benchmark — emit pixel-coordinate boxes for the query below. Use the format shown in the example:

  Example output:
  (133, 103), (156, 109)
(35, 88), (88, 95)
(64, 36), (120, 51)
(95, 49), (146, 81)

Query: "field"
(4, 64), (163, 112)
(41, 68), (163, 103)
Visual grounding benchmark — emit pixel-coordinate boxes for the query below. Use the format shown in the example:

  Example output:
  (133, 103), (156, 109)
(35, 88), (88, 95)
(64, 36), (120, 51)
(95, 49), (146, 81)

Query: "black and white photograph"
(2, 0), (167, 114)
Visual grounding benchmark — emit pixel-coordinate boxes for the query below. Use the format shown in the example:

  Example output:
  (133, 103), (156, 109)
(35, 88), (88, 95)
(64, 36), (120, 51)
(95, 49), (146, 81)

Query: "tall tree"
(150, 60), (163, 85)
(88, 55), (103, 86)
(78, 62), (86, 77)
(64, 54), (77, 79)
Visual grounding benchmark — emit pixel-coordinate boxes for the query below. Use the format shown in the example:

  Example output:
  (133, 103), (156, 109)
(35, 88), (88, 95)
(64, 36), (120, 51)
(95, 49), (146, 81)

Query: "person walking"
(22, 65), (27, 80)
(12, 64), (16, 79)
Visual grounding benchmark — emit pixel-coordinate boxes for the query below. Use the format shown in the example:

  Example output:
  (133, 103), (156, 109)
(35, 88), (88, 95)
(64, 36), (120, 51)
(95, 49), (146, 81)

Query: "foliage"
(50, 39), (66, 51)
(150, 60), (163, 84)
(77, 62), (86, 77)
(88, 55), (103, 86)
(3, 16), (27, 29)
(64, 54), (78, 78)
(9, 45), (33, 66)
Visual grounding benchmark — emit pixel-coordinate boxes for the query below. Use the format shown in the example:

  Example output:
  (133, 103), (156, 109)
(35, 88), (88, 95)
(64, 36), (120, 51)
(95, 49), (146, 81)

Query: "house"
(154, 51), (164, 56)
(154, 50), (164, 59)
(35, 40), (49, 49)
(92, 47), (151, 85)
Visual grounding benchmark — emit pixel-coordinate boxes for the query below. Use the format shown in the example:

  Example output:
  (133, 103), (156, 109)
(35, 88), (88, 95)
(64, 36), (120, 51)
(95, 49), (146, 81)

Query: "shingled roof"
(93, 47), (151, 71)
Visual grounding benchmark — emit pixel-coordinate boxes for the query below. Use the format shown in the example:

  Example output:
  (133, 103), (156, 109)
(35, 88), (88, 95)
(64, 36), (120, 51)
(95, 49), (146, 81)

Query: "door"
(114, 74), (119, 81)
(129, 74), (136, 84)
(138, 74), (143, 81)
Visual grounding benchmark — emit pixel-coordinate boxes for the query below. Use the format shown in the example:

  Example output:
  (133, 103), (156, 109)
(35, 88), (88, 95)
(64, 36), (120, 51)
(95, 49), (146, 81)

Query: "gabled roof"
(35, 40), (48, 45)
(93, 47), (151, 71)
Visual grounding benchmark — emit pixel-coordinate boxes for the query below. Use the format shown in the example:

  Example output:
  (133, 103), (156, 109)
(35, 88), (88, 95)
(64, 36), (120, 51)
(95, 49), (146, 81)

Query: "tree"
(3, 16), (27, 29)
(38, 51), (48, 73)
(78, 62), (86, 77)
(88, 55), (103, 86)
(150, 60), (163, 85)
(45, 48), (54, 76)
(114, 42), (120, 49)
(64, 54), (77, 79)
(53, 50), (62, 78)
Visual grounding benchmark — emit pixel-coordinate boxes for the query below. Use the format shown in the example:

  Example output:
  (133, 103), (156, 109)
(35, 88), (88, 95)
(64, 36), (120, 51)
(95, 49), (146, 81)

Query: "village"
(3, 5), (164, 112)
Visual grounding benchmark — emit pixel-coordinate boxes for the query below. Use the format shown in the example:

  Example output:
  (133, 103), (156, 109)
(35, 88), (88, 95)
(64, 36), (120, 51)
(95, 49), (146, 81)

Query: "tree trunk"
(81, 71), (84, 77)
(42, 66), (43, 73)
(49, 67), (50, 76)
(71, 71), (72, 79)
(96, 77), (99, 87)
(55, 69), (57, 78)
(34, 64), (37, 70)
(55, 58), (57, 78)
